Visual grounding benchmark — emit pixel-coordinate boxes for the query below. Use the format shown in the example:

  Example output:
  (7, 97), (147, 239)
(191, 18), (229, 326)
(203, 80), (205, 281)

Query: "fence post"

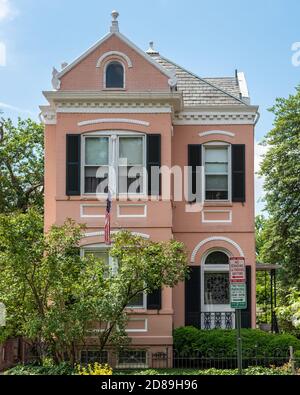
(289, 346), (296, 375)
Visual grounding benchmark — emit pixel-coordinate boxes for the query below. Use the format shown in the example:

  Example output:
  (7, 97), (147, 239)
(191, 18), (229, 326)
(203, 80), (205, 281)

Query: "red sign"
(230, 257), (246, 283)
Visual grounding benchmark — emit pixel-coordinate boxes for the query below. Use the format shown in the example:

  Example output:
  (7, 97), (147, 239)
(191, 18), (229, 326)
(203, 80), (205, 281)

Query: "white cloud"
(255, 140), (269, 214)
(0, 102), (34, 115)
(0, 0), (16, 21)
(0, 42), (6, 66)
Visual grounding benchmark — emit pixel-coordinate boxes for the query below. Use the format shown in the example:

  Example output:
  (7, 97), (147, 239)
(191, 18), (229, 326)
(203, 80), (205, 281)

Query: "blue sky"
(0, 0), (300, 213)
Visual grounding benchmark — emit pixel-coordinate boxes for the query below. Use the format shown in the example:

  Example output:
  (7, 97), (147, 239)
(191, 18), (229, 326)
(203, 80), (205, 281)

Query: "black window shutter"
(147, 288), (162, 310)
(241, 266), (252, 328)
(66, 134), (81, 196)
(188, 145), (202, 203)
(147, 134), (161, 196)
(185, 266), (201, 328)
(232, 144), (245, 202)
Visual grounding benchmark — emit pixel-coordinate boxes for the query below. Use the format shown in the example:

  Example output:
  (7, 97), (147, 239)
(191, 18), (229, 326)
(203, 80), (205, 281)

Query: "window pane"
(206, 191), (228, 200)
(127, 293), (144, 308)
(206, 175), (228, 190)
(118, 351), (146, 366)
(106, 62), (124, 88)
(80, 351), (108, 364)
(205, 147), (228, 162)
(204, 272), (229, 305)
(119, 137), (143, 165)
(85, 137), (109, 165)
(85, 166), (108, 193)
(85, 250), (109, 266)
(205, 163), (228, 173)
(118, 166), (143, 194)
(205, 251), (229, 265)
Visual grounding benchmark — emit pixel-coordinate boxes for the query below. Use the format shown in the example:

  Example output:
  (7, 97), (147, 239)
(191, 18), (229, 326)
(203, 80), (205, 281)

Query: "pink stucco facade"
(42, 13), (258, 365)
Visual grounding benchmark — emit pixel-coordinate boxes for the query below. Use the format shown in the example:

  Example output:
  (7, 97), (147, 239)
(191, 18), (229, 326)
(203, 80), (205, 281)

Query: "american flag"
(104, 190), (112, 245)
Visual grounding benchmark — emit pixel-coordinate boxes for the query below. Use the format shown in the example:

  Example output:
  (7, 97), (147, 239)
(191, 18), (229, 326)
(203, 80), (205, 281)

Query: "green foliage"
(173, 327), (300, 356)
(0, 216), (188, 363)
(259, 86), (300, 288)
(4, 362), (75, 376)
(0, 118), (44, 213)
(5, 365), (292, 376)
(276, 288), (300, 336)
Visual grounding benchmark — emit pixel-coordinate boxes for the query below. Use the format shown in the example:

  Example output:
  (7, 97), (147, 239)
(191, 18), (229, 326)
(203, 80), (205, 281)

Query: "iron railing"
(186, 312), (235, 330)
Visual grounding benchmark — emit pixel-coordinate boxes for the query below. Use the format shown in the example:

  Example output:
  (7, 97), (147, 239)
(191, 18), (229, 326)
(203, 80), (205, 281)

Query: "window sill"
(204, 201), (233, 207)
(102, 88), (126, 91)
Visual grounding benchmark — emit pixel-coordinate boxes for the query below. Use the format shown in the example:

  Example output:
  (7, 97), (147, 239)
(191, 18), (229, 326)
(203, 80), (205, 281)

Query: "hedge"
(173, 327), (300, 357)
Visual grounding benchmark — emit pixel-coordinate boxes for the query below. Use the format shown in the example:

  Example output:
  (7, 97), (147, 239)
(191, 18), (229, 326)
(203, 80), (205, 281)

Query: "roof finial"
(146, 41), (159, 55)
(110, 10), (119, 33)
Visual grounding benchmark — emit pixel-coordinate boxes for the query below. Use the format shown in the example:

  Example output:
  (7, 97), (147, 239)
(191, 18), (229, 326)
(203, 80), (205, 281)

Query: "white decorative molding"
(96, 51), (133, 68)
(125, 318), (148, 333)
(78, 118), (150, 127)
(51, 67), (61, 90)
(117, 204), (147, 218)
(39, 107), (57, 125)
(201, 210), (232, 224)
(191, 236), (244, 262)
(56, 103), (172, 114)
(84, 231), (150, 239)
(199, 130), (235, 138)
(174, 112), (257, 125)
(80, 204), (106, 218)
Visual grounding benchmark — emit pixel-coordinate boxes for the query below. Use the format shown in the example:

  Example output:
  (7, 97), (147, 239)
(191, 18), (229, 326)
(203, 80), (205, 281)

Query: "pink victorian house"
(41, 12), (258, 367)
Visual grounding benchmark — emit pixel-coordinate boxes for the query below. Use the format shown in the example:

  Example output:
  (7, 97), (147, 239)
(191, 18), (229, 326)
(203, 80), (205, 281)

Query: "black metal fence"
(186, 312), (236, 329)
(78, 346), (299, 371)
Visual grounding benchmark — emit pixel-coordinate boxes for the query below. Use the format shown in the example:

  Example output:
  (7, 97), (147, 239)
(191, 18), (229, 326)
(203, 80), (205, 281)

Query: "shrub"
(5, 362), (75, 376)
(76, 363), (113, 376)
(173, 327), (300, 357)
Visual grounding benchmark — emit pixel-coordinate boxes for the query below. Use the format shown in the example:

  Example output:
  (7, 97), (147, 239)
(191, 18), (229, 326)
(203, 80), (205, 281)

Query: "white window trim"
(81, 244), (146, 310)
(81, 131), (147, 197)
(201, 248), (234, 314)
(103, 60), (126, 90)
(202, 142), (232, 203)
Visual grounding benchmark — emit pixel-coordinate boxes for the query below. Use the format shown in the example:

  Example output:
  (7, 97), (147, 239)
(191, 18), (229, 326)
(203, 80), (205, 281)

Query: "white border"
(96, 51), (133, 68)
(125, 318), (148, 333)
(191, 236), (245, 262)
(84, 231), (150, 239)
(199, 130), (235, 138)
(117, 204), (147, 218)
(78, 118), (150, 127)
(201, 210), (232, 224)
(80, 204), (106, 218)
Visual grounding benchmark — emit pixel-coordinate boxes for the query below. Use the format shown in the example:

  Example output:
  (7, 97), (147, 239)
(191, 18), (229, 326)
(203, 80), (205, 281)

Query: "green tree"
(0, 117), (44, 213)
(259, 86), (300, 288)
(0, 212), (188, 363)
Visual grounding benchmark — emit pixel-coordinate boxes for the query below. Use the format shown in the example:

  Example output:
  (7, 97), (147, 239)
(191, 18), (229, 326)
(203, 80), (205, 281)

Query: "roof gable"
(57, 31), (172, 81)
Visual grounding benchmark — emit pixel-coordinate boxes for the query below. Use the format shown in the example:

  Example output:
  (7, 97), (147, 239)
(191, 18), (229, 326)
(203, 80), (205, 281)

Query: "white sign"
(230, 283), (247, 309)
(230, 257), (246, 283)
(0, 302), (6, 327)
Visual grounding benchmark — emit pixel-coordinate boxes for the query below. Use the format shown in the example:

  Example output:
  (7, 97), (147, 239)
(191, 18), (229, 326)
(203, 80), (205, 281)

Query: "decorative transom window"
(83, 133), (146, 196)
(105, 61), (124, 88)
(203, 250), (230, 306)
(203, 144), (231, 201)
(82, 247), (146, 309)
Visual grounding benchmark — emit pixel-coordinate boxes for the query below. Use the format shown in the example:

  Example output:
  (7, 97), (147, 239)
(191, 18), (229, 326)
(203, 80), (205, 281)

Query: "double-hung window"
(83, 133), (146, 195)
(82, 247), (145, 309)
(204, 144), (231, 201)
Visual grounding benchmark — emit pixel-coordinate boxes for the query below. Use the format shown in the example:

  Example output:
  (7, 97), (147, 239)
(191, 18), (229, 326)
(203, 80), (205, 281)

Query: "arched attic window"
(105, 61), (124, 88)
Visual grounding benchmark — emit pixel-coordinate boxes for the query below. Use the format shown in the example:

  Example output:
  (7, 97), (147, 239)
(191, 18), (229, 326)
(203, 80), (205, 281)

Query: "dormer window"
(105, 61), (124, 88)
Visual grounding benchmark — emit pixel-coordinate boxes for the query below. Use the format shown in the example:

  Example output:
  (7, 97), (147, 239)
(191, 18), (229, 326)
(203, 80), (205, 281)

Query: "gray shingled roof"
(150, 54), (247, 107)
